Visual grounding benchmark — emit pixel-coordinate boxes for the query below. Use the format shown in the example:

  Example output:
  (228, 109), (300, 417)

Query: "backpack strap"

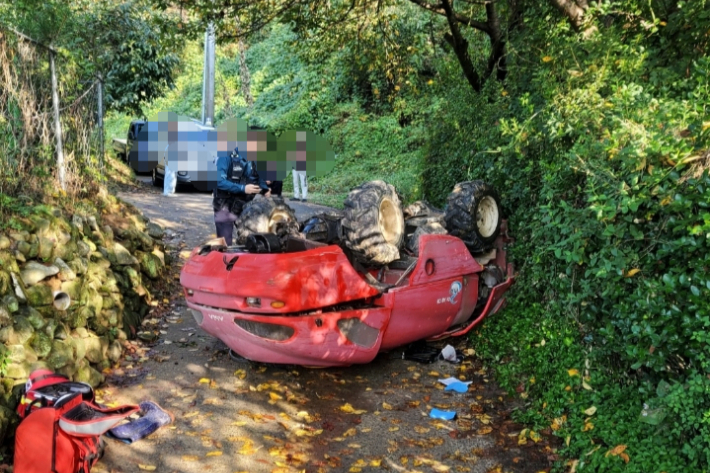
(59, 402), (139, 437)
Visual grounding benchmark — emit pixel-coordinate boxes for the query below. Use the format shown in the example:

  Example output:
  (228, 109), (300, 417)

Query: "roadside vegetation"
(4, 0), (710, 470)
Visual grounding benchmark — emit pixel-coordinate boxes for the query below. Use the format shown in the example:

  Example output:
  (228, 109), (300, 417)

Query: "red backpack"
(16, 369), (95, 420)
(14, 371), (139, 473)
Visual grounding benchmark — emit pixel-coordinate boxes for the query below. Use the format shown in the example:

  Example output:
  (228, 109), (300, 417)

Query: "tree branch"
(405, 0), (491, 34)
(439, 0), (481, 91)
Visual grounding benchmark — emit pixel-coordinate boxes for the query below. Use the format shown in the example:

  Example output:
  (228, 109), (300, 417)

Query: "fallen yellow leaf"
(370, 459), (382, 467)
(568, 369), (580, 377)
(389, 426), (399, 432)
(138, 466), (156, 471)
(339, 403), (366, 414)
(625, 268), (641, 278)
(542, 56), (553, 62)
(206, 451), (222, 457)
(478, 426), (493, 435)
(343, 428), (357, 437)
(584, 406), (597, 416)
(606, 445), (627, 457)
(382, 402), (393, 410)
(582, 421), (594, 432)
(270, 392), (283, 401)
(182, 455), (199, 461)
(199, 378), (210, 384)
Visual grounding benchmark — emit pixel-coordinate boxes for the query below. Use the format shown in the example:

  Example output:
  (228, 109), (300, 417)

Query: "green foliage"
(76, 2), (180, 116)
(421, 2), (710, 471)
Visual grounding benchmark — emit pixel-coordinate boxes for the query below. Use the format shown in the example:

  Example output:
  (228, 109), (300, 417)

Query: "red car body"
(180, 222), (514, 367)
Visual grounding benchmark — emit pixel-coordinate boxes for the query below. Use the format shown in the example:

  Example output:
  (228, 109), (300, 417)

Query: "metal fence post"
(49, 49), (66, 191)
(97, 77), (104, 170)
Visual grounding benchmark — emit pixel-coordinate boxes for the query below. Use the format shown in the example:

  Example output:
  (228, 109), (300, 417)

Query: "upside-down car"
(180, 180), (514, 367)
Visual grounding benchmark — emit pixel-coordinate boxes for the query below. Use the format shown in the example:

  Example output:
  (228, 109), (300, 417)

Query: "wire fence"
(0, 30), (103, 199)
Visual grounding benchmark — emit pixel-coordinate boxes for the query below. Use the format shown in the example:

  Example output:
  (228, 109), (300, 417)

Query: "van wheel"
(151, 169), (163, 187)
(444, 181), (501, 254)
(342, 181), (404, 265)
(235, 196), (299, 245)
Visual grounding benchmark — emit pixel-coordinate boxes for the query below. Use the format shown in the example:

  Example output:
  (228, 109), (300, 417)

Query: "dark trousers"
(215, 221), (235, 246)
(269, 180), (283, 196)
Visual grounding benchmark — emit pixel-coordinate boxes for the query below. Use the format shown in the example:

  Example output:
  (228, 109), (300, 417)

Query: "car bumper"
(186, 302), (391, 367)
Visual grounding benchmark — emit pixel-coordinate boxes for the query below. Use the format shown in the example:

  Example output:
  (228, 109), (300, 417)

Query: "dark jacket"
(212, 153), (267, 214)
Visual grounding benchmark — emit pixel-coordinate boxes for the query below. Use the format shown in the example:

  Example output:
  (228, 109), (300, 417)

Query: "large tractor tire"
(342, 181), (405, 265)
(235, 196), (299, 245)
(444, 181), (501, 254)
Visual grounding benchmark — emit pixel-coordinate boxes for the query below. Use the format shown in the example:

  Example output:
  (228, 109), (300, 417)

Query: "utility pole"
(201, 28), (208, 125)
(203, 23), (216, 127)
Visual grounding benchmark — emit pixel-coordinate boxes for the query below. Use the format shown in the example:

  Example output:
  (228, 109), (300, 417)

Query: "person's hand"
(265, 180), (272, 185)
(245, 184), (261, 194)
(265, 189), (272, 197)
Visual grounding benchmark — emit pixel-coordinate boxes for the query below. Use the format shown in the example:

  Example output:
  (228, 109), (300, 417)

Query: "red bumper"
(187, 302), (391, 367)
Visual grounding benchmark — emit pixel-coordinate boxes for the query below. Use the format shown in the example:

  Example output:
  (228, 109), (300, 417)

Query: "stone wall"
(0, 203), (168, 443)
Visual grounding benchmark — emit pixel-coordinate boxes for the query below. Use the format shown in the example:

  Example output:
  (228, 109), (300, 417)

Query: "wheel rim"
(378, 197), (402, 245)
(476, 196), (499, 238)
(268, 210), (293, 234)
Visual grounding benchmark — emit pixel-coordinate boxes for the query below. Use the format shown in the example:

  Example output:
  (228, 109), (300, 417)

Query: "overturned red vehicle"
(180, 180), (515, 367)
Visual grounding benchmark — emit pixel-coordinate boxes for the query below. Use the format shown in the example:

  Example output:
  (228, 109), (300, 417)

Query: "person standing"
(212, 147), (269, 245)
(291, 170), (307, 202)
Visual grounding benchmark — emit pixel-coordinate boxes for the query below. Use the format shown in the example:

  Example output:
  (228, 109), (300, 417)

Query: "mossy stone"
(74, 364), (104, 388)
(0, 235), (10, 250)
(23, 306), (46, 330)
(13, 316), (34, 345)
(31, 332), (52, 358)
(43, 318), (59, 339)
(137, 251), (163, 280)
(0, 270), (11, 296)
(0, 252), (20, 274)
(25, 284), (53, 306)
(46, 340), (74, 369)
(4, 361), (30, 379)
(2, 295), (18, 313)
(69, 334), (87, 361)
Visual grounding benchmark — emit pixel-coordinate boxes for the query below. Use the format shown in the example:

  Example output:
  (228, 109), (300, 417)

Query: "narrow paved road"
(94, 182), (555, 473)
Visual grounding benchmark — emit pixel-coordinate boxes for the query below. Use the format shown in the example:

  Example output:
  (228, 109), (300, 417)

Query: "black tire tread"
(235, 196), (299, 245)
(444, 180), (501, 254)
(341, 180), (404, 265)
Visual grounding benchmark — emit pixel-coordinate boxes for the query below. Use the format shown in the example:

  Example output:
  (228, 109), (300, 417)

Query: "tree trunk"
(235, 17), (254, 108)
(549, 0), (588, 30)
(484, 2), (506, 82)
(441, 0), (481, 92)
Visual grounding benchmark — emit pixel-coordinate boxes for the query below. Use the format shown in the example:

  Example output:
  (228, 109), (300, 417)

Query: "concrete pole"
(49, 50), (66, 191)
(201, 28), (208, 125)
(204, 22), (216, 127)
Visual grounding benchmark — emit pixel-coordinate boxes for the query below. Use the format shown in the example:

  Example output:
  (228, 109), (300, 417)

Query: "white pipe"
(53, 291), (71, 311)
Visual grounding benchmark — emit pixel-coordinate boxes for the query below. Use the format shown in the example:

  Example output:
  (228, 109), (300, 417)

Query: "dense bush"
(423, 3), (710, 471)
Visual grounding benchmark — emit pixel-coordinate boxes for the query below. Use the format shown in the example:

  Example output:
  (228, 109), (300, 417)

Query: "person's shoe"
(289, 197), (300, 202)
(301, 199), (308, 203)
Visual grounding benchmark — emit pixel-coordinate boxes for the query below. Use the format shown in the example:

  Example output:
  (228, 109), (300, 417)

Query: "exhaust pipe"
(53, 291), (71, 311)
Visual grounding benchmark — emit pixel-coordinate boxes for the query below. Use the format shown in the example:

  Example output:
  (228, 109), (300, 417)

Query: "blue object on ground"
(429, 408), (456, 420)
(107, 401), (173, 444)
(444, 381), (469, 393)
